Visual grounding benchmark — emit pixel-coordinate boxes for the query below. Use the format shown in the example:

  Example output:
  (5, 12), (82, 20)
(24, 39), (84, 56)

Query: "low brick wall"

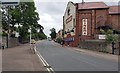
(2, 37), (20, 48)
(78, 40), (120, 54)
(8, 38), (20, 48)
(78, 40), (107, 52)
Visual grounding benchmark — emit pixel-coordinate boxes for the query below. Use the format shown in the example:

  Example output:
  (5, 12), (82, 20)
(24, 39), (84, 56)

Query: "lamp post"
(14, 23), (22, 38)
(28, 27), (31, 49)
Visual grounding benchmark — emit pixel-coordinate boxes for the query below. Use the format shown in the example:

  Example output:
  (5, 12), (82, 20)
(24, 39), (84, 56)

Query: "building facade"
(56, 29), (63, 39)
(63, 1), (120, 47)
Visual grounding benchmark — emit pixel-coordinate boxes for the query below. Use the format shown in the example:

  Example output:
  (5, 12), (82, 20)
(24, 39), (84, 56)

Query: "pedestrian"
(31, 39), (36, 54)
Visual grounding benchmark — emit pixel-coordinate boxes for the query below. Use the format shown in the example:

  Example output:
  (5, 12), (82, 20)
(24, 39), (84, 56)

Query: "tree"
(100, 29), (119, 54)
(50, 28), (56, 40)
(1, 1), (46, 42)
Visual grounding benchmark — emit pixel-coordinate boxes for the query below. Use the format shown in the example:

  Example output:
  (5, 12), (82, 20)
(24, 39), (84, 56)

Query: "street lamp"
(14, 23), (22, 38)
(36, 28), (40, 40)
(28, 27), (31, 49)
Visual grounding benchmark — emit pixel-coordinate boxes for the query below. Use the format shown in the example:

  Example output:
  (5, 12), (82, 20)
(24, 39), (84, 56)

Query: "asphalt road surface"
(36, 40), (118, 71)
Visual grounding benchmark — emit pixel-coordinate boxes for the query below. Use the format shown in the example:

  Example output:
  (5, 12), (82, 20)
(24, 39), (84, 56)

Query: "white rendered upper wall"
(63, 1), (76, 36)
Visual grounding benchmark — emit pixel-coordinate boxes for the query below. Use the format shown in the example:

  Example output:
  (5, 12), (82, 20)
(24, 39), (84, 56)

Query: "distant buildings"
(63, 1), (120, 47)
(56, 29), (63, 39)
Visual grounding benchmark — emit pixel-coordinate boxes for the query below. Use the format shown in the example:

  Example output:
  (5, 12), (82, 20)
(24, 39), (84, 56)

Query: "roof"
(109, 6), (120, 14)
(78, 2), (109, 10)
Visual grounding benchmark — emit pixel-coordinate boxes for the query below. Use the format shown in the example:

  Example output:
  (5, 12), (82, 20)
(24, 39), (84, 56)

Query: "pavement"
(2, 44), (46, 71)
(67, 46), (118, 62)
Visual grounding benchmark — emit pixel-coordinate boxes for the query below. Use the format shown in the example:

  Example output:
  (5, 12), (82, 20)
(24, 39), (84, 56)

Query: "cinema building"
(63, 1), (120, 49)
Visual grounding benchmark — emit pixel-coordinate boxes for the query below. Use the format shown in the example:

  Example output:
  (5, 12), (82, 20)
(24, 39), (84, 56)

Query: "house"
(63, 1), (120, 49)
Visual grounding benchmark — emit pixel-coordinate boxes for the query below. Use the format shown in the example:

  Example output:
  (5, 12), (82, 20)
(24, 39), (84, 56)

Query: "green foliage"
(1, 1), (46, 42)
(38, 33), (47, 39)
(2, 32), (7, 36)
(56, 37), (62, 44)
(50, 28), (56, 39)
(100, 29), (105, 34)
(100, 29), (119, 44)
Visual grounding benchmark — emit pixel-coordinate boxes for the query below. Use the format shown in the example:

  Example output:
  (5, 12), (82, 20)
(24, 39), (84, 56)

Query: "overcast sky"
(34, 0), (119, 37)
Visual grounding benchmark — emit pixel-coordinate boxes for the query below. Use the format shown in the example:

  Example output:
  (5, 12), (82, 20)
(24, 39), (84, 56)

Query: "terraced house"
(63, 1), (120, 49)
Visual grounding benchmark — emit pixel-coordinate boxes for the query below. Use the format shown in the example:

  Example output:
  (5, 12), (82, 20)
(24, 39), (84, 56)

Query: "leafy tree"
(1, 1), (46, 42)
(100, 29), (119, 54)
(100, 29), (119, 44)
(50, 28), (56, 40)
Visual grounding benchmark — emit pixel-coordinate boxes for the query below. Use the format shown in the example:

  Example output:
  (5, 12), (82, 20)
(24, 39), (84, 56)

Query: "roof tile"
(78, 2), (109, 10)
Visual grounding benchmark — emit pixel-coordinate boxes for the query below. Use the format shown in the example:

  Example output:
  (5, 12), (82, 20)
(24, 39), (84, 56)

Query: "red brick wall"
(78, 10), (93, 40)
(95, 9), (109, 32)
(108, 14), (120, 31)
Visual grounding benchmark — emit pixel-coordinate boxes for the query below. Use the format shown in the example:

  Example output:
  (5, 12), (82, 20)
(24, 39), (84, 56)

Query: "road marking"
(37, 51), (50, 67)
(36, 49), (55, 73)
(37, 52), (47, 67)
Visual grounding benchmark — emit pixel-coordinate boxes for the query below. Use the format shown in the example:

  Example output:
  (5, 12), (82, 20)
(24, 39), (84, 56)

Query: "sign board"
(82, 19), (87, 35)
(64, 37), (74, 42)
(66, 15), (72, 24)
(99, 35), (106, 39)
(1, 0), (20, 6)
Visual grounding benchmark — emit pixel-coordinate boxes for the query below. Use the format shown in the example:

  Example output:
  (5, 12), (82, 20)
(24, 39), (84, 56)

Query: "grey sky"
(34, 0), (119, 37)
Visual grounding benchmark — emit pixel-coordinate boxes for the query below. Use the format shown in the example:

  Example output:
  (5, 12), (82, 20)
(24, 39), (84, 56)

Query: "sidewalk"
(2, 44), (46, 71)
(68, 46), (118, 62)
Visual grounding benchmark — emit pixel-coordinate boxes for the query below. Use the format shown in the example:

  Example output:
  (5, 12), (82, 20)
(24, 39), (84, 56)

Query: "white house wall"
(64, 1), (76, 37)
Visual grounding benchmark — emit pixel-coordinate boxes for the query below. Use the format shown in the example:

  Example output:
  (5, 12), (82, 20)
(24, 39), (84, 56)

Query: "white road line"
(37, 51), (50, 67)
(37, 52), (47, 67)
(36, 50), (55, 73)
(49, 68), (55, 73)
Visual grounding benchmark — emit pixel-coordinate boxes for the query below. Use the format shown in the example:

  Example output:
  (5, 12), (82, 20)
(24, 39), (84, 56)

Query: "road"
(36, 40), (118, 71)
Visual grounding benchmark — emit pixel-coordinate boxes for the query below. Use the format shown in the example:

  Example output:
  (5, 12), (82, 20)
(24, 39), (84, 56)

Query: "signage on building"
(66, 15), (72, 24)
(98, 35), (106, 39)
(82, 19), (87, 35)
(64, 37), (74, 42)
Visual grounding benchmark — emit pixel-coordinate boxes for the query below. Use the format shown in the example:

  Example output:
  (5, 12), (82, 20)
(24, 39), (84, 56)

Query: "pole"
(6, 6), (10, 48)
(82, 0), (84, 4)
(30, 27), (31, 49)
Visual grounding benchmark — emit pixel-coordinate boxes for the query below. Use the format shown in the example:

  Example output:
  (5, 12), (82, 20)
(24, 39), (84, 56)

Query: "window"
(67, 8), (70, 16)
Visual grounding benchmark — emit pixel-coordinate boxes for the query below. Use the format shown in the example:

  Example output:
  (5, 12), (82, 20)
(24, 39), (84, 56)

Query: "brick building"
(63, 1), (120, 47)
(108, 6), (120, 33)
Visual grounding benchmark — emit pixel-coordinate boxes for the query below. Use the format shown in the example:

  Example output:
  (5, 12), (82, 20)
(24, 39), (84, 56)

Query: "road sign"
(0, 0), (20, 6)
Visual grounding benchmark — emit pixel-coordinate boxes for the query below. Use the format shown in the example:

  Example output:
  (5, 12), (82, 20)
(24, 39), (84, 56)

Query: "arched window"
(67, 8), (70, 16)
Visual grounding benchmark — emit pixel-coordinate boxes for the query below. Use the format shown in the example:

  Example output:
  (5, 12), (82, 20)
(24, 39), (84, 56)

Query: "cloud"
(34, 2), (65, 36)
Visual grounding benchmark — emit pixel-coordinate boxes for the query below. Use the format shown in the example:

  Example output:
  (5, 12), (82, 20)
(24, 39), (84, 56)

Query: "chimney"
(82, 0), (85, 4)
